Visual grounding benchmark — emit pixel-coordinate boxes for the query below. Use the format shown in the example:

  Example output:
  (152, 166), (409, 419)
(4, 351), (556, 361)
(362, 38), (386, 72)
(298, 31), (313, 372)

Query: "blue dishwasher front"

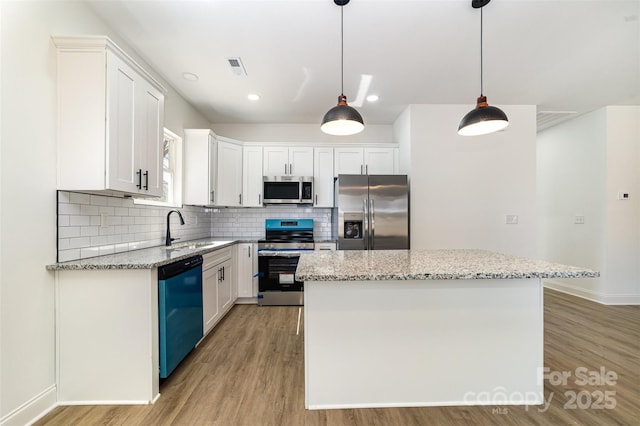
(158, 255), (203, 379)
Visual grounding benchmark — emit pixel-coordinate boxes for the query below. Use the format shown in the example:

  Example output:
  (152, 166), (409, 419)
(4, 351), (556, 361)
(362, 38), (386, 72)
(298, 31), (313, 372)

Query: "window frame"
(134, 128), (183, 208)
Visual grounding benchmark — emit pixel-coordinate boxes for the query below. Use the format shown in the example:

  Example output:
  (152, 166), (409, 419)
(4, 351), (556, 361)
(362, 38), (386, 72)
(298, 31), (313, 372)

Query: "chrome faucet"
(165, 210), (185, 246)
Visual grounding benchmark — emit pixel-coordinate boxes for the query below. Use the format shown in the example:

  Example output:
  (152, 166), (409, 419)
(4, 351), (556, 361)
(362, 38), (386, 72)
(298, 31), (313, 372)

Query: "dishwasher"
(158, 255), (203, 379)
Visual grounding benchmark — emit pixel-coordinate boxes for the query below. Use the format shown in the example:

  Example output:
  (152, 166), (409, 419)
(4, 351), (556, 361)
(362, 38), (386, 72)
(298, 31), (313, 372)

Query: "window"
(134, 128), (183, 207)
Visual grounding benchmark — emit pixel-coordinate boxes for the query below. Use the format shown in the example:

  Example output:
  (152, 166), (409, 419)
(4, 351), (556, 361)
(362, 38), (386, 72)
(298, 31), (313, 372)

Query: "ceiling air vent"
(536, 110), (578, 132)
(227, 57), (247, 76)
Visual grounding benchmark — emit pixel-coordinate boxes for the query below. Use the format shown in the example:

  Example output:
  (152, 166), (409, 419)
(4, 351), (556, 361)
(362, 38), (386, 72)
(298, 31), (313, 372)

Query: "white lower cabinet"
(314, 242), (337, 251)
(202, 247), (235, 336)
(202, 266), (219, 335)
(236, 243), (257, 300)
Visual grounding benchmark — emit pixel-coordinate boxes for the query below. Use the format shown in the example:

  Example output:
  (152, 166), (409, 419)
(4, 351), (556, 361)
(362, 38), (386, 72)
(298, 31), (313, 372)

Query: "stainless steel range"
(257, 219), (314, 306)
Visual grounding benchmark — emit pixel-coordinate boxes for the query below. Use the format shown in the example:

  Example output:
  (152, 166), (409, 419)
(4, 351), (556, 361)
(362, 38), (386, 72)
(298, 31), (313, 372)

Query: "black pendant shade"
(458, 95), (509, 136)
(458, 0), (509, 136)
(321, 95), (364, 136)
(321, 0), (364, 136)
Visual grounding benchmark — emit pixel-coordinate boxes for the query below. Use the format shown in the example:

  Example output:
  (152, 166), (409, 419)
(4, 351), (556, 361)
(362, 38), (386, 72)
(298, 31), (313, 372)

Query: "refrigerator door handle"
(363, 199), (369, 250)
(370, 199), (375, 250)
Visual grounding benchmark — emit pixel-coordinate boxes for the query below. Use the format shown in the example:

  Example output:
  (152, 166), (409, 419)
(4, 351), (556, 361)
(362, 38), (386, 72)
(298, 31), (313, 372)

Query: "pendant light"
(321, 0), (364, 136)
(458, 0), (509, 136)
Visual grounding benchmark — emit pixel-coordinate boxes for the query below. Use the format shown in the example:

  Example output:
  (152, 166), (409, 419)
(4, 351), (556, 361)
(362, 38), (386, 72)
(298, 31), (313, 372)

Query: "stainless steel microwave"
(263, 176), (313, 204)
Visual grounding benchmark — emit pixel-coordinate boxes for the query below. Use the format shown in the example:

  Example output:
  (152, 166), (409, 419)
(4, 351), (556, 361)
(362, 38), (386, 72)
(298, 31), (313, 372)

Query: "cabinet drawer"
(315, 242), (337, 251)
(203, 247), (233, 270)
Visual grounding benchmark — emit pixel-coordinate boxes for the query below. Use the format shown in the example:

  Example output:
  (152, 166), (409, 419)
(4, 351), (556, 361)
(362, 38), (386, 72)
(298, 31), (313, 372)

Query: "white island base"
(304, 278), (544, 409)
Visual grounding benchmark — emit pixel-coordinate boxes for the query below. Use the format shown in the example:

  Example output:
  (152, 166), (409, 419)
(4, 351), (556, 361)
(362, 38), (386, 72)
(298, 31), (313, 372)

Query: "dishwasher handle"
(158, 255), (203, 280)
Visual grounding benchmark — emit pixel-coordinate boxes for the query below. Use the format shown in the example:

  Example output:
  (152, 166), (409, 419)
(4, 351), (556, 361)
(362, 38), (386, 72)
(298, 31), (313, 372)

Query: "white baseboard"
(235, 297), (258, 305)
(544, 280), (640, 305)
(0, 385), (57, 426)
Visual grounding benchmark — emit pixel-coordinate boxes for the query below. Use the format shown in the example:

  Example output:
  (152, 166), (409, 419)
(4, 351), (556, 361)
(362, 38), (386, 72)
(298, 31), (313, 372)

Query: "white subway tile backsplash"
(90, 195), (108, 206)
(58, 191), (70, 203)
(70, 192), (91, 204)
(59, 203), (81, 215)
(81, 226), (100, 237)
(59, 227), (81, 238)
(57, 191), (332, 262)
(107, 197), (123, 207)
(80, 205), (99, 216)
(68, 237), (90, 249)
(80, 246), (100, 259)
(58, 249), (80, 262)
(69, 215), (91, 226)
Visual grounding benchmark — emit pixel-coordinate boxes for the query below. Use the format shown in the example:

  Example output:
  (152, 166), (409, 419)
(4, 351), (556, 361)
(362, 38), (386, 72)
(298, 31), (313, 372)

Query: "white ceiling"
(88, 0), (640, 127)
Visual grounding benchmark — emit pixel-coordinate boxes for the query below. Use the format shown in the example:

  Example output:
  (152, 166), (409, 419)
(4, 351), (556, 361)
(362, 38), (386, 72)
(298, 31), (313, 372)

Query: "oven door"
(258, 251), (304, 292)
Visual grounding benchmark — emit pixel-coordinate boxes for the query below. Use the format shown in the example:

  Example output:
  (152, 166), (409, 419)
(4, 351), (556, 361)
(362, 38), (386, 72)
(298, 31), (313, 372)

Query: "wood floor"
(37, 289), (640, 426)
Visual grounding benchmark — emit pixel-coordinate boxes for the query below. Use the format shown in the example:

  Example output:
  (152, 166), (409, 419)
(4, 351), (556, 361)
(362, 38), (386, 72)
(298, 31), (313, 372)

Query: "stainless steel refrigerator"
(335, 174), (409, 250)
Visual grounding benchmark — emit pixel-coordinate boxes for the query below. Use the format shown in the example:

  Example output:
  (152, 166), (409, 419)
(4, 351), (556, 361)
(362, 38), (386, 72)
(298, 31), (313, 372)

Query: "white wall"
(0, 1), (209, 424)
(398, 105), (537, 257)
(537, 109), (607, 296)
(211, 123), (393, 144)
(538, 106), (640, 304)
(393, 106), (411, 175)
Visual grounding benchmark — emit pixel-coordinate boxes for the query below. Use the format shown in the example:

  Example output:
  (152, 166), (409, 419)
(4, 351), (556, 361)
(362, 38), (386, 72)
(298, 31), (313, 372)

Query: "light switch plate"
(506, 215), (519, 224)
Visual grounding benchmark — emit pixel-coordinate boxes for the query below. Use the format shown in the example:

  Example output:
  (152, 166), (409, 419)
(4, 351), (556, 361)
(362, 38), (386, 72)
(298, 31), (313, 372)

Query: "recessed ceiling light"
(366, 95), (379, 102)
(247, 94), (260, 101)
(182, 72), (199, 82)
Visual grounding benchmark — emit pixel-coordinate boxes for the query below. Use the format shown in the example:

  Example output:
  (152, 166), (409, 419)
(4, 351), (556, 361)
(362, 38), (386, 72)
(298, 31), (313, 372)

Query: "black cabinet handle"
(136, 169), (142, 189)
(143, 171), (149, 190)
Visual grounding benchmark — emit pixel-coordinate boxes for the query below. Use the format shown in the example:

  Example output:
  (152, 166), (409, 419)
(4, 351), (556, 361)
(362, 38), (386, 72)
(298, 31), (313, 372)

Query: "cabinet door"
(218, 259), (234, 314)
(334, 148), (364, 177)
(364, 147), (397, 175)
(183, 130), (214, 206)
(208, 134), (217, 205)
(242, 146), (263, 207)
(137, 79), (164, 197)
(313, 147), (334, 207)
(106, 52), (138, 193)
(289, 147), (314, 176)
(236, 243), (255, 298)
(203, 266), (219, 335)
(263, 147), (289, 176)
(216, 141), (243, 206)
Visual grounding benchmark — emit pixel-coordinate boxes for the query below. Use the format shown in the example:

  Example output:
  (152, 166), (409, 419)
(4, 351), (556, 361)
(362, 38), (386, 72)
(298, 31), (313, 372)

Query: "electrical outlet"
(574, 215), (585, 224)
(506, 215), (518, 224)
(100, 213), (108, 228)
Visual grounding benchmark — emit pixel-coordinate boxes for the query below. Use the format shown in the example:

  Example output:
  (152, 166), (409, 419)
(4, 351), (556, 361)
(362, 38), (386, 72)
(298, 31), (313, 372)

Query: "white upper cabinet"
(184, 130), (243, 207)
(54, 36), (165, 197)
(242, 146), (263, 207)
(364, 147), (398, 175)
(334, 147), (398, 177)
(333, 148), (365, 176)
(216, 140), (243, 207)
(313, 147), (334, 207)
(263, 146), (313, 177)
(184, 130), (216, 206)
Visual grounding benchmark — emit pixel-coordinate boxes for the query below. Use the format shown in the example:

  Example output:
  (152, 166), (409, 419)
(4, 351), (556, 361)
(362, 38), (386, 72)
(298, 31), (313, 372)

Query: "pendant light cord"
(340, 4), (344, 96)
(480, 7), (484, 96)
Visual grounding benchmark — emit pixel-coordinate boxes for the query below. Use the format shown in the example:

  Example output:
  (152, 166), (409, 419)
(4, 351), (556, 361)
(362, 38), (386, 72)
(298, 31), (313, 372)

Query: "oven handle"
(258, 251), (306, 257)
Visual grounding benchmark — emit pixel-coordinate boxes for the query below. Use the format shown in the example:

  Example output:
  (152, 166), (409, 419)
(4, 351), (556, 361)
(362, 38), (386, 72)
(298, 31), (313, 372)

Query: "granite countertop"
(295, 249), (600, 281)
(47, 239), (240, 270)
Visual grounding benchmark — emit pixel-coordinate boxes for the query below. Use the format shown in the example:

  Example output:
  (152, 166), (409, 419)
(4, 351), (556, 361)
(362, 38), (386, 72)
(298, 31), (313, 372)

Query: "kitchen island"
(295, 249), (598, 410)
